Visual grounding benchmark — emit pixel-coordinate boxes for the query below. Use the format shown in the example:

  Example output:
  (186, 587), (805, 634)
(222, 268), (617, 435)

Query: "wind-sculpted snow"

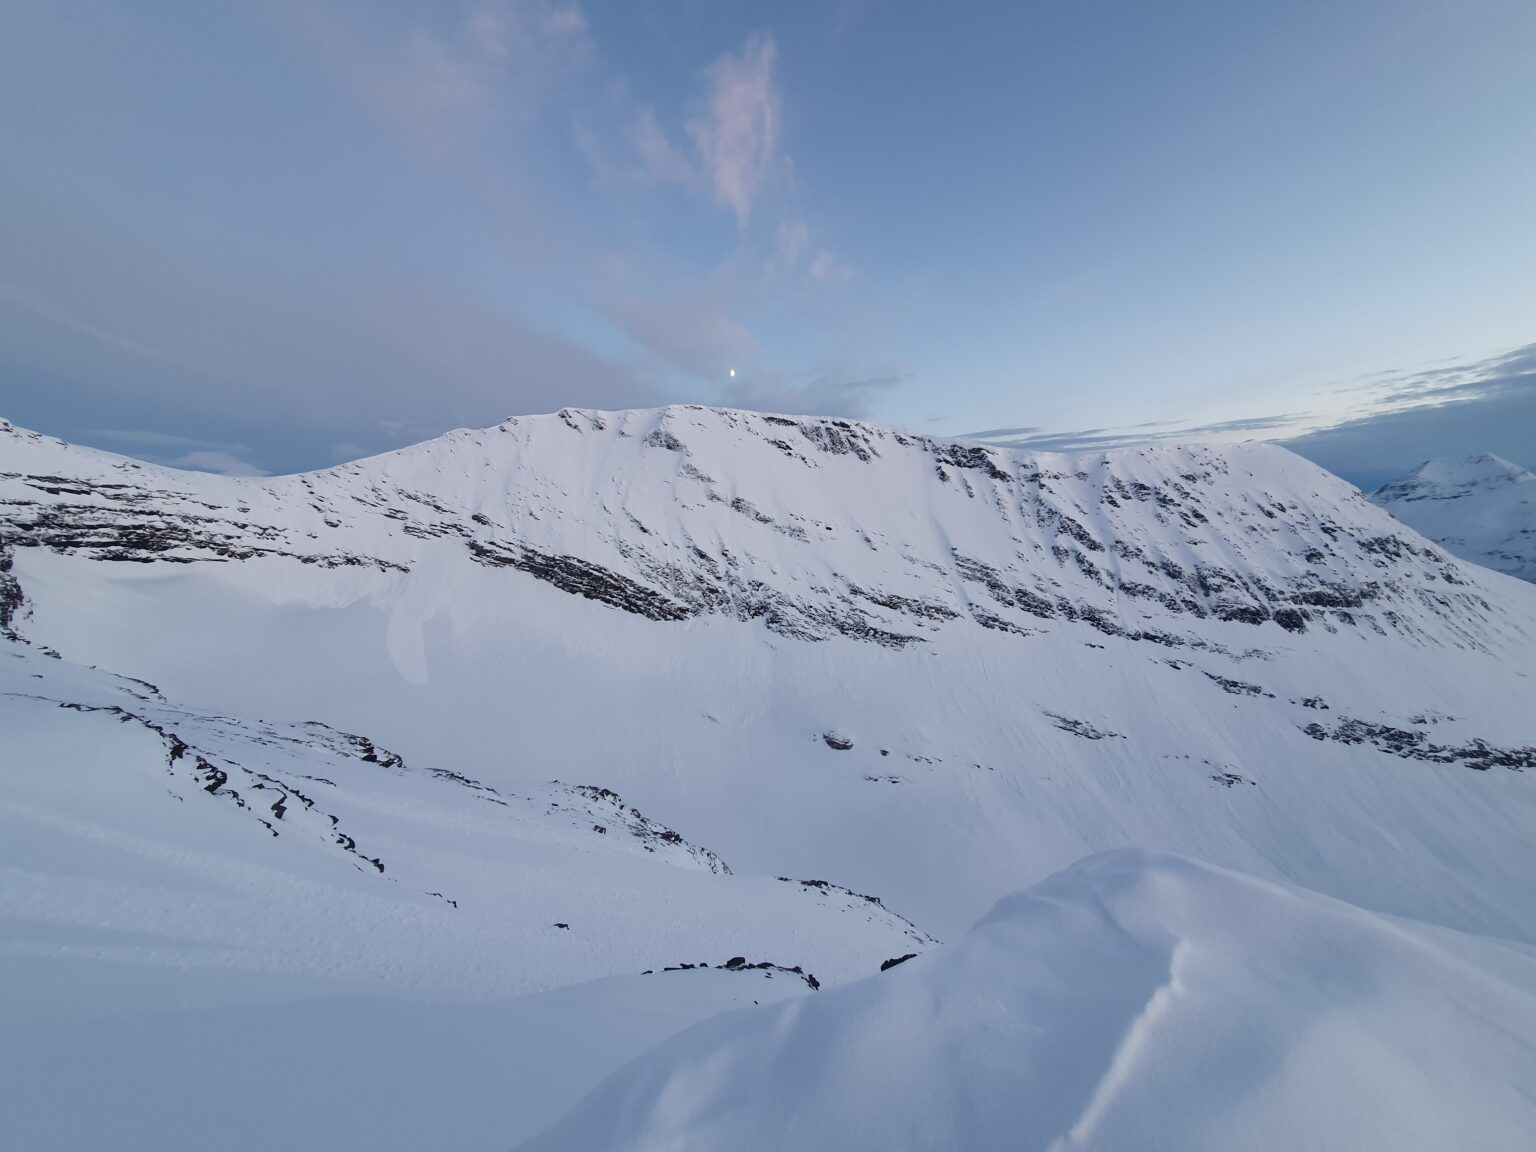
(521, 852), (1536, 1152)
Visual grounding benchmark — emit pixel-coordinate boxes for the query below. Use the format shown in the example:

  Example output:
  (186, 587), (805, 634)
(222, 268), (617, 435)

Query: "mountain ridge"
(1, 407), (1511, 654)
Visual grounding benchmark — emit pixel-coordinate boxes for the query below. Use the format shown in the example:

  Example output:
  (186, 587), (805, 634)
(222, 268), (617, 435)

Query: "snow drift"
(523, 851), (1536, 1152)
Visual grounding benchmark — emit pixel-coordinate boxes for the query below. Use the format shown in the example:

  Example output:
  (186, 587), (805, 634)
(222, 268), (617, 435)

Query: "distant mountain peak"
(1388, 453), (1530, 489)
(1372, 454), (1536, 583)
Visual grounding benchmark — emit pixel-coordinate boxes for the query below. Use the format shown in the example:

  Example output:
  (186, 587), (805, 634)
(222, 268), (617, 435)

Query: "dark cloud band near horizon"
(967, 412), (1305, 453)
(961, 342), (1536, 491)
(4, 339), (1531, 486)
(1281, 342), (1536, 491)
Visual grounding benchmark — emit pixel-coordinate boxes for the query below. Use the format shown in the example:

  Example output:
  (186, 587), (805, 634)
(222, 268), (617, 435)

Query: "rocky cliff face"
(0, 408), (1505, 654)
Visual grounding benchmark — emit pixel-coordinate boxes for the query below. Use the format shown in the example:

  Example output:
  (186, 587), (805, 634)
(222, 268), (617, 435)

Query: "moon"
(729, 368), (736, 378)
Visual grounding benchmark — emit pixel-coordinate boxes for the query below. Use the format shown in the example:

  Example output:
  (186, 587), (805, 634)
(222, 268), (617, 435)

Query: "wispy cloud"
(86, 429), (234, 449)
(164, 449), (271, 477)
(84, 429), (270, 475)
(0, 282), (169, 361)
(773, 219), (810, 273)
(2, 5), (865, 474)
(1331, 342), (1536, 411)
(968, 413), (1303, 454)
(629, 107), (696, 184)
(280, 0), (595, 142)
(768, 219), (851, 284)
(688, 33), (782, 225)
(605, 283), (761, 379)
(961, 341), (1536, 491)
(1283, 342), (1536, 489)
(723, 366), (909, 419)
(807, 250), (853, 282)
(577, 30), (786, 228)
(577, 102), (698, 187)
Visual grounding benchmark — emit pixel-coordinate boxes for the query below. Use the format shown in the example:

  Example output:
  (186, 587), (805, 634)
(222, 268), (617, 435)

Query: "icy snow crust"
(1372, 453), (1536, 583)
(3, 408), (1536, 1148)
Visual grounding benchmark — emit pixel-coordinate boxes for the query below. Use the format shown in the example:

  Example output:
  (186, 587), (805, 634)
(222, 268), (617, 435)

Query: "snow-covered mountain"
(1371, 454), (1536, 583)
(4, 408), (1535, 1149)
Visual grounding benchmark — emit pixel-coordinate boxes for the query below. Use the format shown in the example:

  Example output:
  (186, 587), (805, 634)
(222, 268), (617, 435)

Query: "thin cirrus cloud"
(961, 342), (1536, 493)
(0, 282), (170, 364)
(687, 32), (782, 226)
(1282, 342), (1536, 490)
(586, 29), (788, 233)
(2, 3), (869, 477)
(604, 283), (763, 381)
(769, 220), (848, 282)
(966, 413), (1305, 454)
(568, 27), (857, 382)
(82, 430), (271, 477)
(278, 0), (593, 145)
(773, 220), (810, 272)
(723, 366), (910, 420)
(296, 8), (841, 393)
(164, 449), (272, 477)
(806, 250), (852, 282)
(628, 107), (696, 185)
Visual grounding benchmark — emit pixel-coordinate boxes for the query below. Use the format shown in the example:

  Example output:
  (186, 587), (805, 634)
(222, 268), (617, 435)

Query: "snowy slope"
(4, 409), (1536, 1148)
(0, 639), (928, 995)
(1372, 454), (1536, 583)
(524, 852), (1536, 1152)
(1, 639), (922, 1149)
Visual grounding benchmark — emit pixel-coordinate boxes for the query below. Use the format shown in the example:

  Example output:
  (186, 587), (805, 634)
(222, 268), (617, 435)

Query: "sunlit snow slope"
(1372, 453), (1536, 583)
(4, 408), (1535, 1149)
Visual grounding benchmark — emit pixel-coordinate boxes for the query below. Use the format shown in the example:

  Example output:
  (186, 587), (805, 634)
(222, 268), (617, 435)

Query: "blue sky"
(1, 0), (1533, 486)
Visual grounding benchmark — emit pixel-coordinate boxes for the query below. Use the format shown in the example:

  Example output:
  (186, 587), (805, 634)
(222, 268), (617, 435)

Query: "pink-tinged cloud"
(630, 108), (696, 185)
(606, 285), (762, 379)
(278, 0), (594, 144)
(774, 219), (810, 272)
(808, 250), (852, 282)
(688, 33), (781, 225)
